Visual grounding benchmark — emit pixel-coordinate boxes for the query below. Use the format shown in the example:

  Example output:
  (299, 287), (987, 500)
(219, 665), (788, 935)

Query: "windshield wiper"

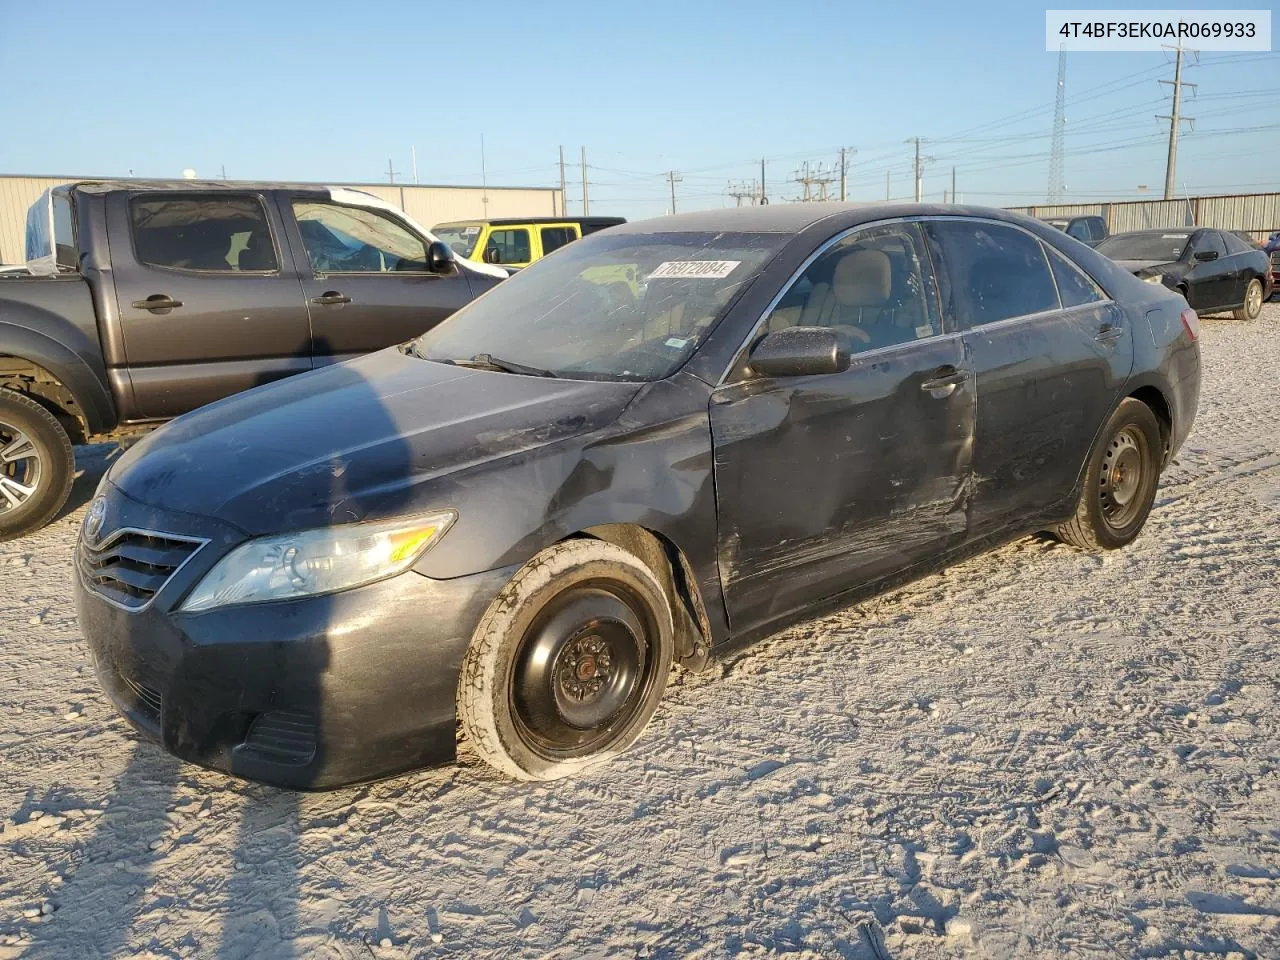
(458, 353), (557, 378)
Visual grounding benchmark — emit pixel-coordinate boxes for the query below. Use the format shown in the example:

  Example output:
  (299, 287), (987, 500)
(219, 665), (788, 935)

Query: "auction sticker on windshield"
(649, 260), (741, 279)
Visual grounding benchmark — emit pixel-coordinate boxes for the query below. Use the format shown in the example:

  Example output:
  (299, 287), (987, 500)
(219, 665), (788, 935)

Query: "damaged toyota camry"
(75, 204), (1201, 788)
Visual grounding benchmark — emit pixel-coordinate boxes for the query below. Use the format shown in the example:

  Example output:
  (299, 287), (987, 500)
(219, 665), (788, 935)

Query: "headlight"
(1143, 274), (1164, 285)
(181, 511), (455, 612)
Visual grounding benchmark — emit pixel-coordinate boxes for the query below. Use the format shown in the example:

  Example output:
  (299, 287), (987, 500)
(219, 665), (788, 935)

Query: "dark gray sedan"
(76, 203), (1201, 788)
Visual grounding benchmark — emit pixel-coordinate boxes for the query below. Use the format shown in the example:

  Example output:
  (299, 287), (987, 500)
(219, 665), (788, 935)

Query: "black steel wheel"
(0, 390), (75, 541)
(458, 539), (674, 780)
(1055, 398), (1162, 552)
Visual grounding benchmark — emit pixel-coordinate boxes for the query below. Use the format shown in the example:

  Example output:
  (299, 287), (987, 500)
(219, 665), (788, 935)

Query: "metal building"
(0, 175), (564, 264)
(1009, 192), (1280, 242)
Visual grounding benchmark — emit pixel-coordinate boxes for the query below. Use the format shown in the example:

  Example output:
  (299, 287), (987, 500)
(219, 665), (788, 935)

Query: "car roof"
(434, 217), (627, 227)
(607, 201), (1040, 235)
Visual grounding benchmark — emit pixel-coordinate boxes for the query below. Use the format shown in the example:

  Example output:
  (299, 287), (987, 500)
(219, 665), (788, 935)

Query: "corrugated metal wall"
(0, 176), (563, 263)
(1009, 192), (1280, 242)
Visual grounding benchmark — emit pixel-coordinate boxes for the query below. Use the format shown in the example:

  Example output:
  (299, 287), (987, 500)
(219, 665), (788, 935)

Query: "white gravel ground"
(1, 304), (1278, 960)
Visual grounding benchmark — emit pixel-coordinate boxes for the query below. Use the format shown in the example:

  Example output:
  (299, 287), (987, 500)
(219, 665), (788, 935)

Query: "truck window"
(485, 228), (531, 265)
(540, 226), (577, 255)
(292, 201), (428, 273)
(130, 196), (279, 272)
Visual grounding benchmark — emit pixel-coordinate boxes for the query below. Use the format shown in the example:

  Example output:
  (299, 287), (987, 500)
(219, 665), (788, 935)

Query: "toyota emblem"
(84, 497), (107, 544)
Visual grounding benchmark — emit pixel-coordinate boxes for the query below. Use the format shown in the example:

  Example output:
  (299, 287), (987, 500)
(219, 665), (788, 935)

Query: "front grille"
(239, 711), (317, 766)
(121, 673), (163, 719)
(78, 529), (205, 610)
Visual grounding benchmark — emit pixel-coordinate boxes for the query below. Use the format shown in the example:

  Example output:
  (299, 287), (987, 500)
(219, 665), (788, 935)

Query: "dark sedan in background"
(76, 203), (1200, 788)
(1095, 227), (1270, 320)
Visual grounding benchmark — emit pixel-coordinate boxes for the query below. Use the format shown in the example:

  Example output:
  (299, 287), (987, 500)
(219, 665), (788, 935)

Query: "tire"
(457, 539), (674, 781)
(0, 390), (75, 542)
(1233, 278), (1264, 321)
(1054, 398), (1162, 552)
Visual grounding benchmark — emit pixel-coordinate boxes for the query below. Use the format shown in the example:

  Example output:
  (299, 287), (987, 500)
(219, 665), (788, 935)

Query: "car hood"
(109, 348), (642, 535)
(1115, 259), (1179, 274)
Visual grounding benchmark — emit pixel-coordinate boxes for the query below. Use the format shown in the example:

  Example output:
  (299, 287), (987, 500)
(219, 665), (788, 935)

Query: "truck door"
(284, 197), (477, 364)
(107, 190), (312, 420)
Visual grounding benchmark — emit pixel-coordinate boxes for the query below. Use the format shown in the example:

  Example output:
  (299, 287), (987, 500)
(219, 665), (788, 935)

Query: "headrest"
(832, 249), (891, 308)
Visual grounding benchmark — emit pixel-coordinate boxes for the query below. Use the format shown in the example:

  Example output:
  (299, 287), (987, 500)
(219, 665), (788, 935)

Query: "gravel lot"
(2, 303), (1278, 960)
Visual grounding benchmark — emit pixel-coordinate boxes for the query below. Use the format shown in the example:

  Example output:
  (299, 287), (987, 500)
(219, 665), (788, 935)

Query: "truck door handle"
(1095, 323), (1123, 344)
(132, 295), (183, 311)
(311, 291), (352, 305)
(920, 366), (967, 397)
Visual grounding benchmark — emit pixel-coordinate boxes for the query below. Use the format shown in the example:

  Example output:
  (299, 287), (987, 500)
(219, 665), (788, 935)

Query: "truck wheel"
(0, 390), (75, 541)
(1053, 398), (1162, 552)
(1233, 279), (1263, 321)
(457, 539), (674, 781)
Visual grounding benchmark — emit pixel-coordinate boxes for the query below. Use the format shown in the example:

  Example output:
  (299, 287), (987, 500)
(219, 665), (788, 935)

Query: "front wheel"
(457, 539), (674, 780)
(1234, 278), (1264, 321)
(0, 391), (75, 541)
(1053, 398), (1162, 552)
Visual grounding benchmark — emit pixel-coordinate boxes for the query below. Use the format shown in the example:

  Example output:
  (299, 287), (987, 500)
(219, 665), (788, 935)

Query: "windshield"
(1096, 233), (1189, 262)
(434, 225), (481, 258)
(412, 231), (786, 381)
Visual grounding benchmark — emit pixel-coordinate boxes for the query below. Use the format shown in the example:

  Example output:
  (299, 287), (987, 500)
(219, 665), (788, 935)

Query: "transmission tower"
(792, 161), (837, 201)
(1047, 47), (1066, 203)
(1158, 44), (1197, 200)
(727, 180), (760, 206)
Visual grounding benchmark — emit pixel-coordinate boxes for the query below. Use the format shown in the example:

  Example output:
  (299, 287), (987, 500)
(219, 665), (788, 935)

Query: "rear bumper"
(76, 525), (515, 790)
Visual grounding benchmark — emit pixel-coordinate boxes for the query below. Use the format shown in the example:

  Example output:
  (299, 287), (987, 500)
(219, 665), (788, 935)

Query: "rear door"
(538, 224), (580, 259)
(107, 190), (312, 420)
(926, 217), (1134, 533)
(284, 196), (476, 364)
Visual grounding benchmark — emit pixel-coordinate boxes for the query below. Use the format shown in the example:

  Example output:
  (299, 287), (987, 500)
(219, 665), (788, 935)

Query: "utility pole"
(667, 170), (683, 213)
(411, 145), (418, 184)
(906, 137), (933, 202)
(220, 164), (227, 180)
(559, 146), (567, 216)
(581, 146), (589, 215)
(727, 180), (759, 206)
(386, 158), (399, 184)
(951, 166), (956, 204)
(480, 134), (489, 215)
(792, 161), (837, 201)
(1048, 46), (1067, 202)
(1159, 44), (1197, 200)
(760, 158), (768, 205)
(838, 147), (855, 202)
(885, 170), (890, 200)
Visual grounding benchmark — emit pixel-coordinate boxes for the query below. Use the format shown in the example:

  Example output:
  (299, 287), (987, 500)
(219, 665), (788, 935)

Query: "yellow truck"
(432, 217), (626, 270)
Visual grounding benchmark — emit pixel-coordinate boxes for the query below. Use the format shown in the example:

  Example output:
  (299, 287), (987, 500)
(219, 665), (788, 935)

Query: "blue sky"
(2, 0), (1276, 220)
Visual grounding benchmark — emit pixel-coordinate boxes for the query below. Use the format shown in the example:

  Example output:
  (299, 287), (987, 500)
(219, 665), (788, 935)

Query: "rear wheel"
(457, 539), (674, 780)
(1234, 278), (1264, 321)
(0, 391), (75, 541)
(1054, 398), (1162, 552)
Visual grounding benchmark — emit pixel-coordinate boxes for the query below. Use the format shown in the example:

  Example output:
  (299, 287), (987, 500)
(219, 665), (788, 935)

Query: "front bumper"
(74, 483), (515, 790)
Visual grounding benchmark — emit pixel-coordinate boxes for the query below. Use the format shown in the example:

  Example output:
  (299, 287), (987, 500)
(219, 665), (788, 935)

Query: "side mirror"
(747, 326), (849, 379)
(483, 246), (501, 265)
(1193, 249), (1219, 262)
(427, 240), (454, 273)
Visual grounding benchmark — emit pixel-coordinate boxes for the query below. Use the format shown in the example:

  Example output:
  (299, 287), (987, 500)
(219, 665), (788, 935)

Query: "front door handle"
(920, 366), (968, 397)
(131, 294), (183, 311)
(1095, 323), (1123, 344)
(311, 291), (352, 305)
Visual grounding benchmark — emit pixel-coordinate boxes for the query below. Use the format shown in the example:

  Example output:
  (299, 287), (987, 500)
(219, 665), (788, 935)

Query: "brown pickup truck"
(0, 180), (506, 539)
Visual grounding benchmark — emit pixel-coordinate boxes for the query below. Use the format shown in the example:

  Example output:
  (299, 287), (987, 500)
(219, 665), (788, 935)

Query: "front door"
(284, 197), (476, 365)
(1186, 230), (1232, 310)
(709, 221), (975, 635)
(107, 191), (312, 420)
(926, 218), (1134, 532)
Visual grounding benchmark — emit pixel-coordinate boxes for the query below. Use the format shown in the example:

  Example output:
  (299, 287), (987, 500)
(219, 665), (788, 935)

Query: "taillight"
(1180, 307), (1199, 342)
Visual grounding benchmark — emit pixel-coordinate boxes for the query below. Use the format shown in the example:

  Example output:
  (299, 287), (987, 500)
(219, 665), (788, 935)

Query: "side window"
(52, 192), (77, 269)
(1045, 244), (1104, 308)
(292, 201), (427, 273)
(1088, 218), (1108, 242)
(763, 222), (941, 355)
(1222, 231), (1253, 255)
(1192, 231), (1227, 260)
(130, 196), (279, 272)
(1066, 220), (1092, 242)
(929, 220), (1059, 328)
(540, 226), (576, 255)
(486, 228), (531, 264)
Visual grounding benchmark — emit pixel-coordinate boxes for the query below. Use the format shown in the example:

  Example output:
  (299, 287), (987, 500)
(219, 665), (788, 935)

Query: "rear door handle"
(920, 365), (968, 397)
(131, 295), (183, 311)
(1095, 323), (1123, 344)
(311, 291), (352, 305)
